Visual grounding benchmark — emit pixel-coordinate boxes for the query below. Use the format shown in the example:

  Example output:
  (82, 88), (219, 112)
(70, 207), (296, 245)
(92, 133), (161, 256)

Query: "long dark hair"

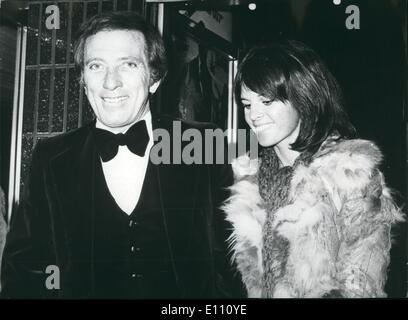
(234, 40), (357, 153)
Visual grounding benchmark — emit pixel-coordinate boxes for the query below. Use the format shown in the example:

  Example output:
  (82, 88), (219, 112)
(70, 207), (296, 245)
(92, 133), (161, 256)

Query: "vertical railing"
(32, 3), (43, 147)
(7, 26), (27, 221)
(156, 2), (164, 34)
(227, 58), (237, 145)
(64, 1), (73, 131)
(48, 24), (57, 133)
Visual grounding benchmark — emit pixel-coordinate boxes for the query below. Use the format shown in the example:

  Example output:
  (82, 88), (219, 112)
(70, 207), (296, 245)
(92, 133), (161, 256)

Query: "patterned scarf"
(258, 146), (313, 297)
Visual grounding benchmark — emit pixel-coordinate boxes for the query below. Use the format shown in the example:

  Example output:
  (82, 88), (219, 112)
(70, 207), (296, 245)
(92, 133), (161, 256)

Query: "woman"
(223, 41), (404, 298)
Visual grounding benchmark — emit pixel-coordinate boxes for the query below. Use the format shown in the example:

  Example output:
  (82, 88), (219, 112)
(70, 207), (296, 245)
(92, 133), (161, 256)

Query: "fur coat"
(222, 139), (404, 298)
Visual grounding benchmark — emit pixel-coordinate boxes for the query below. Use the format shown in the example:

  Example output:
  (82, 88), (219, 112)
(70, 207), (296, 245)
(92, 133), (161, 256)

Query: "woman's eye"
(262, 100), (273, 106)
(88, 63), (102, 71)
(242, 103), (250, 109)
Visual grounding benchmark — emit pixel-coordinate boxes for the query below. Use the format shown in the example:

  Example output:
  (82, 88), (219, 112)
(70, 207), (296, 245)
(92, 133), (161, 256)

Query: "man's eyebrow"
(118, 56), (143, 62)
(85, 57), (104, 65)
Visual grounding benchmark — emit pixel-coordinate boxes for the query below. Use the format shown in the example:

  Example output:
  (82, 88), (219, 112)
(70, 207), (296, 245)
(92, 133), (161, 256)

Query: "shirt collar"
(95, 111), (153, 141)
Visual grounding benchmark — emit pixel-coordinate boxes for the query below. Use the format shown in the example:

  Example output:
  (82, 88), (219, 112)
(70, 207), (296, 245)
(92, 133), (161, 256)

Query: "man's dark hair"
(234, 40), (357, 153)
(73, 11), (167, 84)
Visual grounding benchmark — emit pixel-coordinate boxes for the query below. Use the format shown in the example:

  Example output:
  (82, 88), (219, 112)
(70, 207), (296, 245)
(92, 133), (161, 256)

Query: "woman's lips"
(254, 123), (272, 133)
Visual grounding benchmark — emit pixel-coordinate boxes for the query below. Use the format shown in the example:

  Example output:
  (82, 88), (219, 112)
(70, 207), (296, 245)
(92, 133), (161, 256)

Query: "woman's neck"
(273, 144), (300, 167)
(272, 122), (301, 167)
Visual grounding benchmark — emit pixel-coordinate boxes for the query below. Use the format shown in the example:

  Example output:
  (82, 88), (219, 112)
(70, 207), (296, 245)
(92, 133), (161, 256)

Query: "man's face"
(83, 29), (160, 132)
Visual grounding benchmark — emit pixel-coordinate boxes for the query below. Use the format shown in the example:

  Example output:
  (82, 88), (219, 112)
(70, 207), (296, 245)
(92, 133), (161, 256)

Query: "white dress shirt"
(95, 112), (153, 215)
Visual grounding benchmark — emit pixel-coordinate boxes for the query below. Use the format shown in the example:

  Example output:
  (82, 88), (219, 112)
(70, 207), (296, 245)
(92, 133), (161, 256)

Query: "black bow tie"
(94, 120), (150, 162)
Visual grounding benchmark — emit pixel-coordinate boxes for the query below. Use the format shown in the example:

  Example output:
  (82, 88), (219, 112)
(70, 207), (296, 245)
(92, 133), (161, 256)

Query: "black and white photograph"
(0, 0), (406, 304)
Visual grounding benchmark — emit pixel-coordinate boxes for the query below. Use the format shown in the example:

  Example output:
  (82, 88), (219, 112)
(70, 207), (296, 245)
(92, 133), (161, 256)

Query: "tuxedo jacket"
(1, 115), (245, 299)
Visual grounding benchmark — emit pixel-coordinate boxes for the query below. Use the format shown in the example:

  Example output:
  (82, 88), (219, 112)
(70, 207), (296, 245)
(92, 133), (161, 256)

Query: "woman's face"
(241, 85), (300, 148)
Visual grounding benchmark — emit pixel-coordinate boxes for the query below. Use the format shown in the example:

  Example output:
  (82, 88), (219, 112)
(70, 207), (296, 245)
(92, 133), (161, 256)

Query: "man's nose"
(249, 103), (264, 121)
(103, 68), (122, 90)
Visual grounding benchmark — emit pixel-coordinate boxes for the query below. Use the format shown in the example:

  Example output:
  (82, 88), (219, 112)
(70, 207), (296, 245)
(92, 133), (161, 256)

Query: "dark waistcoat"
(92, 159), (177, 298)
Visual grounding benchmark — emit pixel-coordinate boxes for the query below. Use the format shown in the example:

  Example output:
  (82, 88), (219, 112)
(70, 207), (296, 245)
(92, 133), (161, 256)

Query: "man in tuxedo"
(1, 11), (244, 298)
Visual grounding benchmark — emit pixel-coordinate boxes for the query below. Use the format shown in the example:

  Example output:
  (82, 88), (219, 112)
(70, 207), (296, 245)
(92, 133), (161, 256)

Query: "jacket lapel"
(48, 124), (98, 296)
(149, 114), (180, 291)
(49, 124), (97, 227)
(151, 115), (210, 295)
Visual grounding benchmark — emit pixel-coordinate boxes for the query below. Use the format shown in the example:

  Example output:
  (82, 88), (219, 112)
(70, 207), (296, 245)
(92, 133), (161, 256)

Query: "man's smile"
(102, 96), (129, 103)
